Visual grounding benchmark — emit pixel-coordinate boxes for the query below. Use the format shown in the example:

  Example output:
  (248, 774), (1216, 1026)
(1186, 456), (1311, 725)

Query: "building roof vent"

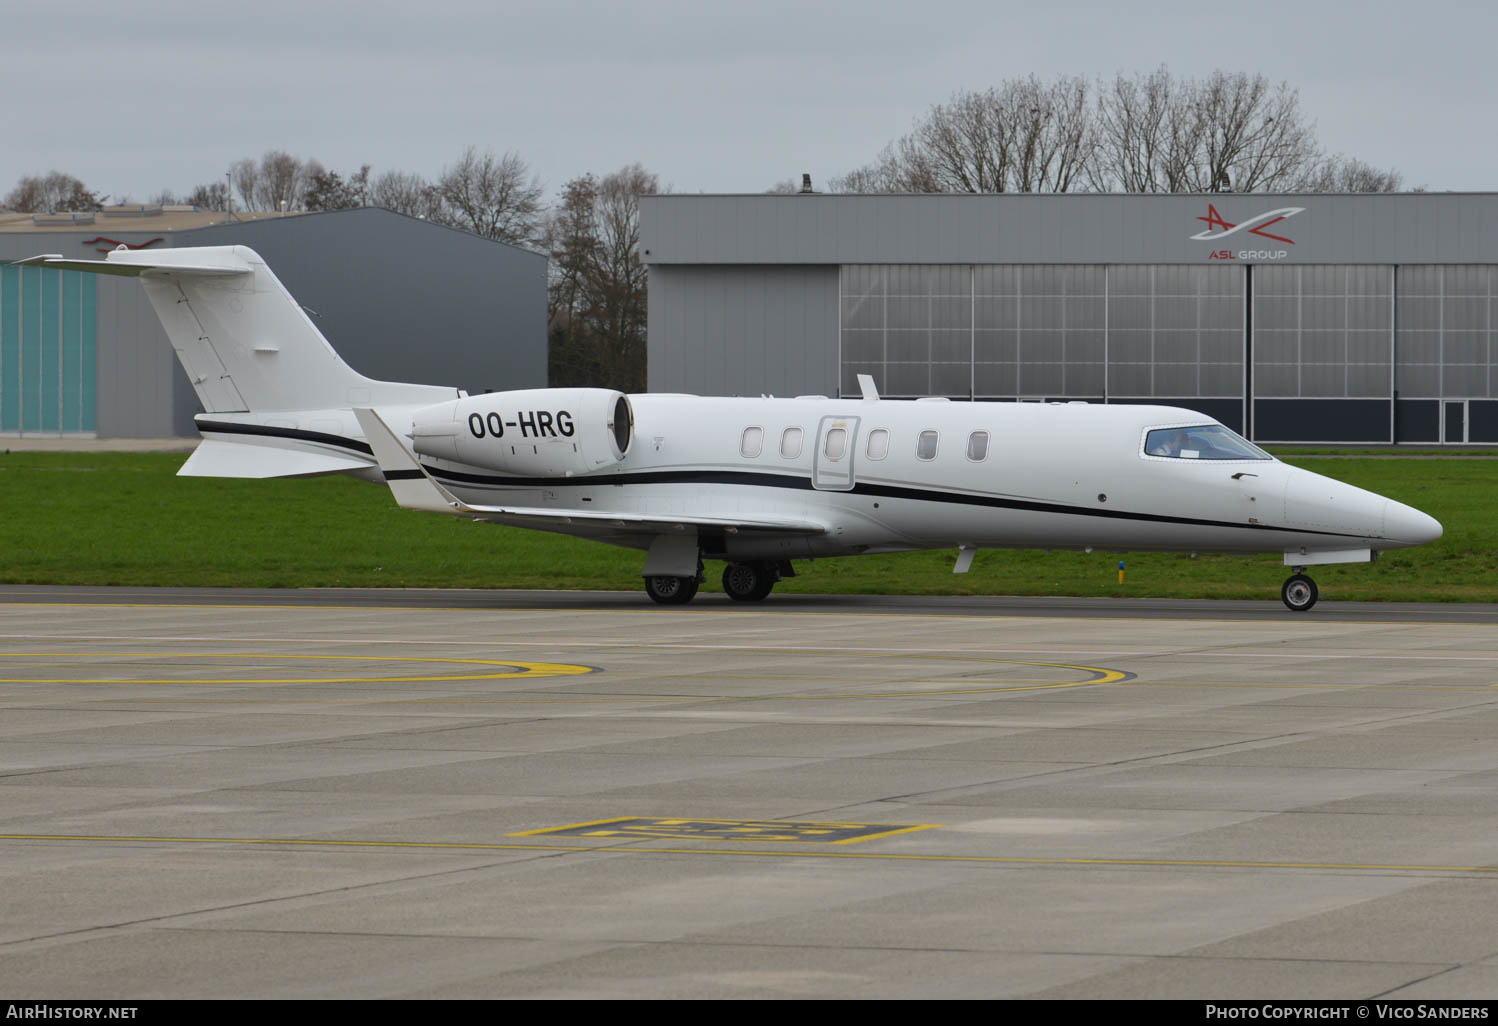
(31, 212), (96, 226)
(799, 173), (815, 194)
(100, 204), (163, 218)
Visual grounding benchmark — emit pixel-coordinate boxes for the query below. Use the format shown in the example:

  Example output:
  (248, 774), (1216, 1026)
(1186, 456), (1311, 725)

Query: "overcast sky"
(4, 0), (1494, 204)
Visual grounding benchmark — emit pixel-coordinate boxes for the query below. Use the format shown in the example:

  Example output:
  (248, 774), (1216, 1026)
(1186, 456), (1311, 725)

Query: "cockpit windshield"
(1144, 425), (1271, 461)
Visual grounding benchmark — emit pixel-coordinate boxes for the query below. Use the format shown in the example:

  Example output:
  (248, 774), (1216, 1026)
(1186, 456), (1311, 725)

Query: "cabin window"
(780, 427), (804, 459)
(916, 430), (939, 461)
(740, 426), (763, 458)
(866, 429), (889, 460)
(824, 427), (847, 460)
(966, 431), (989, 462)
(1144, 425), (1271, 461)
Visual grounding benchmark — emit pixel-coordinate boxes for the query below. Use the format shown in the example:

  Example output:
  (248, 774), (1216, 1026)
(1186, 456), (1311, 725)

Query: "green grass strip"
(0, 451), (1492, 602)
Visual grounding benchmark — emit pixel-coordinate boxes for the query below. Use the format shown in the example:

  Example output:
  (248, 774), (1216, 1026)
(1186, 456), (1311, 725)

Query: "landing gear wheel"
(1281, 573), (1318, 612)
(722, 562), (776, 602)
(645, 575), (700, 605)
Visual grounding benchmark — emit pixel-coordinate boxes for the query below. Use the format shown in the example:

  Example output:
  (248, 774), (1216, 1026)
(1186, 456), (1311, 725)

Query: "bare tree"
(831, 76), (1095, 194)
(304, 164), (371, 211)
(436, 146), (544, 245)
(3, 171), (102, 212)
(588, 164), (655, 390)
(185, 181), (231, 211)
(229, 157), (259, 211)
(1089, 67), (1191, 192)
(835, 69), (1392, 196)
(544, 165), (658, 391)
(369, 169), (444, 220)
(1296, 155), (1404, 192)
(1182, 72), (1317, 192)
(255, 150), (308, 212)
(544, 174), (601, 385)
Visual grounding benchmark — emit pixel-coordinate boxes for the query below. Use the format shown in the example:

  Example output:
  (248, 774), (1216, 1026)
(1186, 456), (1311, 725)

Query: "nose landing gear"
(1281, 570), (1318, 612)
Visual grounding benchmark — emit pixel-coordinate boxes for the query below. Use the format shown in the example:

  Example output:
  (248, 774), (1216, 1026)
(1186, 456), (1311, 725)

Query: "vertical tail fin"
(18, 246), (456, 413)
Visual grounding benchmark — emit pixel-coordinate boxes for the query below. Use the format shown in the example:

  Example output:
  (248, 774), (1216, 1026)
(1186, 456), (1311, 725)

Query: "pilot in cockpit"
(1148, 429), (1192, 458)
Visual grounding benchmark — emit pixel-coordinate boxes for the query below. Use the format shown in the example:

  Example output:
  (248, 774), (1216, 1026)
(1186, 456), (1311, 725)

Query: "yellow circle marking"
(0, 652), (596, 684)
(0, 654), (1120, 697)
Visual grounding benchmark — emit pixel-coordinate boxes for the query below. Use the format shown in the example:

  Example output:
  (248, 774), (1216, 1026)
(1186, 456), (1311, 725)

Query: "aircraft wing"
(352, 408), (826, 538)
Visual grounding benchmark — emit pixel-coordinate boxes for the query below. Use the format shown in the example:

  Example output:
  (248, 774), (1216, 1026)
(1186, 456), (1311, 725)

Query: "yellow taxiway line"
(1, 832), (1494, 875)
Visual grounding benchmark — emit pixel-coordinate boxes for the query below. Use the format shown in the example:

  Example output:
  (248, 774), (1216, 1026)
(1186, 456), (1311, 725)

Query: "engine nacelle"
(409, 388), (633, 476)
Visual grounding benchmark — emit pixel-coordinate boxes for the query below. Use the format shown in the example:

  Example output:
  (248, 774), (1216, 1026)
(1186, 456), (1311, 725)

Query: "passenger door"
(812, 415), (859, 491)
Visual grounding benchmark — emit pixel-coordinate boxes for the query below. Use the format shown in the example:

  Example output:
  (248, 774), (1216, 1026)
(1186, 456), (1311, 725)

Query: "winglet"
(352, 408), (468, 515)
(857, 373), (880, 401)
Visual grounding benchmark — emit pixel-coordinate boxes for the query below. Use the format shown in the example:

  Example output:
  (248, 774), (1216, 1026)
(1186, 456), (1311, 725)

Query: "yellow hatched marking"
(510, 817), (940, 845)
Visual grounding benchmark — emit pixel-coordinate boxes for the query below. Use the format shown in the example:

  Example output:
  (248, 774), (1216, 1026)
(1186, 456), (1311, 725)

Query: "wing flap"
(441, 504), (825, 536)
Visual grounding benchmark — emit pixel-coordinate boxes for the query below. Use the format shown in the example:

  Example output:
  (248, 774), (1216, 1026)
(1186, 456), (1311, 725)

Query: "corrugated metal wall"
(0, 264), (96, 433)
(641, 194), (1498, 443)
(647, 265), (838, 396)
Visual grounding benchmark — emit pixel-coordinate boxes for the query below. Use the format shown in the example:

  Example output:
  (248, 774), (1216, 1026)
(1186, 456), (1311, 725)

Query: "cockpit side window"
(1145, 425), (1271, 461)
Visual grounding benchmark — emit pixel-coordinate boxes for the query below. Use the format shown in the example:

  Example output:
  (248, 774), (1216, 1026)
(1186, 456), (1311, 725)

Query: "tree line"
(3, 70), (1412, 394)
(5, 146), (654, 393)
(831, 69), (1405, 194)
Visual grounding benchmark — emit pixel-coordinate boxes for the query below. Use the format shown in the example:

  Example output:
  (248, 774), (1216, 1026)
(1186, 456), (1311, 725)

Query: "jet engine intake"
(409, 388), (633, 476)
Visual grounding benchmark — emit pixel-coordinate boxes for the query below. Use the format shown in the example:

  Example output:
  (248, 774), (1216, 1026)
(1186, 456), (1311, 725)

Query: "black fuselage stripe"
(423, 465), (1370, 542)
(195, 420), (374, 456)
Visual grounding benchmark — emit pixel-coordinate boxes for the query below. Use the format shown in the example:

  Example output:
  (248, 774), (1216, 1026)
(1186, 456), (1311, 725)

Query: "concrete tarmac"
(2, 586), (1498, 999)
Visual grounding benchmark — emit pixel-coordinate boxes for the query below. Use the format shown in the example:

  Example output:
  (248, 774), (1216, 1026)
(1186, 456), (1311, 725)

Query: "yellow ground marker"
(0, 652), (596, 684)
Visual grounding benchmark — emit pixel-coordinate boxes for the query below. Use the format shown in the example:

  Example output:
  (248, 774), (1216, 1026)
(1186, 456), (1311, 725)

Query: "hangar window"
(966, 431), (989, 462)
(740, 426), (764, 458)
(780, 427), (804, 459)
(916, 430), (939, 461)
(824, 427), (847, 460)
(866, 429), (890, 460)
(1145, 425), (1270, 461)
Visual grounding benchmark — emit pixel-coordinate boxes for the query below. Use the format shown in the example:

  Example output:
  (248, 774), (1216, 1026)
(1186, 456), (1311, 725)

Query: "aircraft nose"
(1383, 499), (1443, 546)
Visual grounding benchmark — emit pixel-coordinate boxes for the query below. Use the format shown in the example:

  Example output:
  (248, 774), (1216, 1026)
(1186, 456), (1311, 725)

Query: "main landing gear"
(1281, 569), (1319, 612)
(644, 571), (701, 605)
(642, 559), (789, 605)
(721, 561), (778, 602)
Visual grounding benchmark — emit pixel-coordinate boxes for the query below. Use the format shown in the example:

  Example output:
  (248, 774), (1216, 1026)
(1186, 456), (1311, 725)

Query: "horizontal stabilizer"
(15, 253), (252, 277)
(177, 440), (371, 479)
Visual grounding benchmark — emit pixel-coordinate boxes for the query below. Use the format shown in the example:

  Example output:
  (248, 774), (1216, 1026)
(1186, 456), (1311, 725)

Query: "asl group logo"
(1190, 203), (1303, 261)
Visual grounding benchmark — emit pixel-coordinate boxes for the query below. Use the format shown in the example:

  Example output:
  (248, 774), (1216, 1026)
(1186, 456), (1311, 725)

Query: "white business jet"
(20, 245), (1442, 611)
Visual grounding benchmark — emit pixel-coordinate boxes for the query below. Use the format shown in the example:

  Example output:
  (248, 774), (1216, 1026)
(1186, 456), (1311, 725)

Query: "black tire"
(722, 562), (775, 602)
(645, 575), (699, 605)
(1281, 573), (1318, 612)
